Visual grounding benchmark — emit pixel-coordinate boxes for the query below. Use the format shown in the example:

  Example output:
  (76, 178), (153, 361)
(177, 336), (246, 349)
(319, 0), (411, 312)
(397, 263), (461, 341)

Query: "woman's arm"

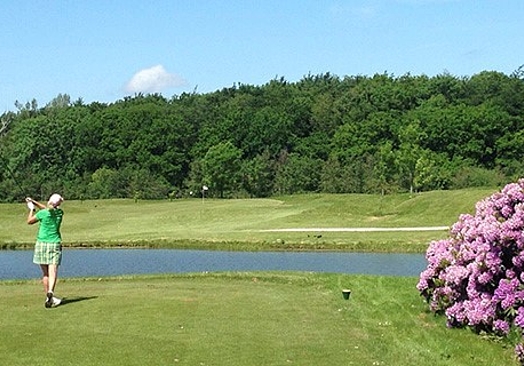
(25, 198), (40, 225)
(26, 197), (46, 209)
(27, 209), (38, 225)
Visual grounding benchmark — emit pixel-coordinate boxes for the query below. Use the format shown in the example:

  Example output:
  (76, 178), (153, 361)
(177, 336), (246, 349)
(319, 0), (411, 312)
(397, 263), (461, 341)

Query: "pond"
(0, 249), (427, 280)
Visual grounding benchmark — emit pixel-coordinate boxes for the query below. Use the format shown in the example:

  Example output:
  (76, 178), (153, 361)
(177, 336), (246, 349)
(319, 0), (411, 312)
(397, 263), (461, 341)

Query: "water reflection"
(0, 249), (426, 280)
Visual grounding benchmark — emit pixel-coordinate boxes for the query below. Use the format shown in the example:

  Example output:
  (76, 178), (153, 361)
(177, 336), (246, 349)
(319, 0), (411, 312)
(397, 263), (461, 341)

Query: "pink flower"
(493, 319), (510, 335)
(418, 180), (524, 362)
(515, 307), (524, 329)
(515, 343), (524, 365)
(443, 265), (469, 286)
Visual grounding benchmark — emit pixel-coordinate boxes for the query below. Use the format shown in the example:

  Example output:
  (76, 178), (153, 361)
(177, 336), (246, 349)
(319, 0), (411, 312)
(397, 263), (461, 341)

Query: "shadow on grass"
(61, 296), (98, 306)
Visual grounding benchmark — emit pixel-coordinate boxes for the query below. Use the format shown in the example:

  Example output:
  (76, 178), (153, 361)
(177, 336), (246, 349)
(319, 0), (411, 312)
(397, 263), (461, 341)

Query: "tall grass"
(0, 189), (496, 252)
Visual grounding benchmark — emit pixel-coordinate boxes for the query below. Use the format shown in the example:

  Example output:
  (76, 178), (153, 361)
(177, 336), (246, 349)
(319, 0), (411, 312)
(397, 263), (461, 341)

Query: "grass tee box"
(0, 272), (516, 366)
(0, 189), (495, 252)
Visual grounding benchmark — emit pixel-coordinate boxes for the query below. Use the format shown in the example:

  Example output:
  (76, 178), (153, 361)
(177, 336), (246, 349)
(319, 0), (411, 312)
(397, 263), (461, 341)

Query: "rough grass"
(0, 189), (497, 252)
(0, 272), (517, 366)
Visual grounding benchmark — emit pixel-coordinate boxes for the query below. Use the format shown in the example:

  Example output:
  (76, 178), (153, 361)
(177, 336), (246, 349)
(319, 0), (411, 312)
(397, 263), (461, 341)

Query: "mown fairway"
(0, 272), (517, 366)
(0, 189), (517, 365)
(0, 188), (497, 251)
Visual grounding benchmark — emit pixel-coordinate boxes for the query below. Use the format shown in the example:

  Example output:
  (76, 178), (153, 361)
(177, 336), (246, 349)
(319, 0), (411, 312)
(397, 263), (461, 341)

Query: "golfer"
(26, 193), (64, 308)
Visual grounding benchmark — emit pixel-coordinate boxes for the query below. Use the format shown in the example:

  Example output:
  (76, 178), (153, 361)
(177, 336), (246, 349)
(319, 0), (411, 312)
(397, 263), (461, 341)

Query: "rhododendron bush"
(417, 180), (524, 364)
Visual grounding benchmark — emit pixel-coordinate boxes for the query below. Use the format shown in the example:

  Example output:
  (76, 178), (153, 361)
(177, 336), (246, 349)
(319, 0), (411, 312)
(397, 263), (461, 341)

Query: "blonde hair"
(48, 193), (63, 208)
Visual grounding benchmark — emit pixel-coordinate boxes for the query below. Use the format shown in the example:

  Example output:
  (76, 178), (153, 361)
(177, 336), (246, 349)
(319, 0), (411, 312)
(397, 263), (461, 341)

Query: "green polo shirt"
(35, 208), (63, 243)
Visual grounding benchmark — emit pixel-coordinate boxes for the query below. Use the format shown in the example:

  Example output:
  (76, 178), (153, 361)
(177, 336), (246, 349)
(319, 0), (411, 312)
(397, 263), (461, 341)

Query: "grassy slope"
(0, 188), (497, 252)
(0, 273), (516, 366)
(1, 188), (518, 365)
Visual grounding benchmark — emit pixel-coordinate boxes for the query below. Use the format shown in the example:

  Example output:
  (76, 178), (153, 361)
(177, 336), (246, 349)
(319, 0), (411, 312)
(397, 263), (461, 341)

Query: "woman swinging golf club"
(26, 194), (64, 308)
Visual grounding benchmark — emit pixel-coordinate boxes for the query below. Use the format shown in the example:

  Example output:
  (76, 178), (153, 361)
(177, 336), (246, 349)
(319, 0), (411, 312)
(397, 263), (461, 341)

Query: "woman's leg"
(47, 264), (58, 293)
(41, 264), (60, 307)
(39, 264), (49, 294)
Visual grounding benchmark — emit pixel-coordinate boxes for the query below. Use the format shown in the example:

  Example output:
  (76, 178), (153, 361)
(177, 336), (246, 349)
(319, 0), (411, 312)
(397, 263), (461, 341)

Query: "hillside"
(0, 189), (497, 252)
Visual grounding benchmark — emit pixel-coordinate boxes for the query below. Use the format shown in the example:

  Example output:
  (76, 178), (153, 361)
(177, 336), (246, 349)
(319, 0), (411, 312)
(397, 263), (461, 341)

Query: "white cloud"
(329, 3), (379, 22)
(125, 65), (186, 94)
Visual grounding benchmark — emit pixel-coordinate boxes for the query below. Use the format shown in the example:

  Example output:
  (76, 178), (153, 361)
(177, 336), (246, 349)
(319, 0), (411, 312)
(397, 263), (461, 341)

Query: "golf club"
(0, 115), (25, 198)
(0, 157), (25, 198)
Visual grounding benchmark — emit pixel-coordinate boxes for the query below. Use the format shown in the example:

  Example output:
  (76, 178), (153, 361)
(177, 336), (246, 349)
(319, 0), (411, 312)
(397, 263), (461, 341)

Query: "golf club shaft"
(1, 159), (25, 198)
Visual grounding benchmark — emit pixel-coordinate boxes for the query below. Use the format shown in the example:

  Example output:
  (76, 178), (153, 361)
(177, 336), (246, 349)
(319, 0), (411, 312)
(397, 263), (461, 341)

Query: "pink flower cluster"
(417, 180), (524, 363)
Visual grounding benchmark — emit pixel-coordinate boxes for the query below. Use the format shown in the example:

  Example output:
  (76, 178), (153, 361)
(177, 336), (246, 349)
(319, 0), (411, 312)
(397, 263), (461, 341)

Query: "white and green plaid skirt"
(33, 242), (62, 265)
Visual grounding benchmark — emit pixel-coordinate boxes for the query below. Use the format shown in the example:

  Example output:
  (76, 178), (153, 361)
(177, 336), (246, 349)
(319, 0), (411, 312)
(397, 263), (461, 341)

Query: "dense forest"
(1, 68), (524, 202)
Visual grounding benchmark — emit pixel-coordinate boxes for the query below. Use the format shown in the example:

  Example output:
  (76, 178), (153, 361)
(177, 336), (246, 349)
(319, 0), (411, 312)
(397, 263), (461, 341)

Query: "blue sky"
(1, 0), (522, 111)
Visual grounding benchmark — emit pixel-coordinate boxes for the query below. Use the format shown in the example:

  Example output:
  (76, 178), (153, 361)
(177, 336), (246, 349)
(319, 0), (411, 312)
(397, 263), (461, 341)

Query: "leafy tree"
(371, 142), (398, 194)
(45, 93), (71, 109)
(273, 153), (322, 194)
(14, 98), (39, 118)
(184, 159), (205, 198)
(395, 120), (425, 193)
(127, 168), (171, 200)
(451, 166), (506, 189)
(87, 167), (118, 199)
(427, 71), (466, 104)
(202, 141), (242, 198)
(320, 155), (365, 193)
(240, 150), (275, 198)
(1, 69), (523, 201)
(413, 150), (453, 191)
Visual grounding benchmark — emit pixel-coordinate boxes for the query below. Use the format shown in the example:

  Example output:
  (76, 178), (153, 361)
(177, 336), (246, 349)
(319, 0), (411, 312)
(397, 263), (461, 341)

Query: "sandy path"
(259, 226), (449, 232)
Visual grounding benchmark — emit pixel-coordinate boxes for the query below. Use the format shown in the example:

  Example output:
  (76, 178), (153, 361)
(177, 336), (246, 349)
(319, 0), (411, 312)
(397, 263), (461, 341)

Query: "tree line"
(1, 68), (523, 202)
